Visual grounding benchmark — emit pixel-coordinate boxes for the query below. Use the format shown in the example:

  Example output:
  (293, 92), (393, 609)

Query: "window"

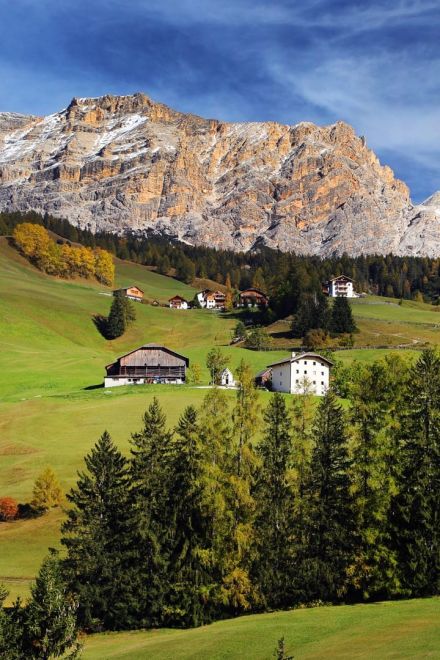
(296, 369), (299, 374)
(304, 370), (307, 374)
(280, 381), (282, 386)
(313, 361), (316, 365)
(295, 379), (299, 384)
(313, 380), (316, 385)
(321, 371), (324, 376)
(304, 360), (307, 364)
(321, 381), (324, 385)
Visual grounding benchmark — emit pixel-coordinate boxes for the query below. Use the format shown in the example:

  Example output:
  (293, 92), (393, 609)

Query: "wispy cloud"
(0, 0), (439, 200)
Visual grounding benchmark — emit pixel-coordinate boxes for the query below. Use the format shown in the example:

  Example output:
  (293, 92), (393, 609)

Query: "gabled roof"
(169, 295), (188, 302)
(256, 368), (272, 378)
(329, 275), (354, 282)
(267, 352), (334, 368)
(240, 287), (268, 296)
(106, 343), (189, 368)
(114, 285), (144, 294)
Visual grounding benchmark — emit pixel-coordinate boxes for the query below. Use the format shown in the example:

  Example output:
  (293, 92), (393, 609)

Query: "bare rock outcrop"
(0, 92), (438, 255)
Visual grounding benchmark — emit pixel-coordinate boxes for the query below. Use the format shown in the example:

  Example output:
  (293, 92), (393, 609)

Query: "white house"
(197, 290), (225, 309)
(169, 295), (189, 309)
(267, 352), (333, 396)
(220, 368), (235, 387)
(326, 275), (356, 298)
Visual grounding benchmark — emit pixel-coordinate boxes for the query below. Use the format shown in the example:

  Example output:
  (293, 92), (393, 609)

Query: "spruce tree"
(61, 432), (142, 630)
(299, 391), (355, 602)
(0, 585), (22, 660)
(23, 550), (80, 659)
(349, 362), (400, 600)
(129, 398), (173, 623)
(330, 297), (356, 334)
(165, 406), (214, 626)
(392, 349), (440, 596)
(106, 293), (126, 339)
(254, 393), (295, 607)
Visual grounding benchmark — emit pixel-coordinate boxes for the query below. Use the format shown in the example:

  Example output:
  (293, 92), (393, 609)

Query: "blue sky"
(1, 0), (439, 201)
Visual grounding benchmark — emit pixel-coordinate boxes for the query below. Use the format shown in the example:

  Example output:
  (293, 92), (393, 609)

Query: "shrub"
(304, 328), (328, 350)
(0, 497), (18, 521)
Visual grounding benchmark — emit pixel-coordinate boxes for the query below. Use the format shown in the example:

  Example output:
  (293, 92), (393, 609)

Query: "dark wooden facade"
(239, 288), (269, 307)
(106, 344), (189, 382)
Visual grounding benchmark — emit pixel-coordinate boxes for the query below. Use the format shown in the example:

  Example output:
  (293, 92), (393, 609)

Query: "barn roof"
(106, 344), (189, 369)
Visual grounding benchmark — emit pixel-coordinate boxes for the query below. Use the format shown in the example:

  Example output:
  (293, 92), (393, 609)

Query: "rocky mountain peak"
(0, 92), (438, 255)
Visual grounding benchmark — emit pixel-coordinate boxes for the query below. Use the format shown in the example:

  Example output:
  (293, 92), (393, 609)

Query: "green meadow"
(83, 598), (440, 659)
(1, 236), (440, 654)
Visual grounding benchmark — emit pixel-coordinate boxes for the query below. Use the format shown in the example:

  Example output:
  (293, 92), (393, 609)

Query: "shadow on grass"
(92, 314), (109, 339)
(83, 383), (104, 391)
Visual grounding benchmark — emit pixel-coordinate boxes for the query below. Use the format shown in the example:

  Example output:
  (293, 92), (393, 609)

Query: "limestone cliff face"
(0, 93), (438, 255)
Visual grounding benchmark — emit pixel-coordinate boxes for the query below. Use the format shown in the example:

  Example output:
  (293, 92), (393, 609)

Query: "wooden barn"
(104, 343), (189, 387)
(113, 285), (144, 302)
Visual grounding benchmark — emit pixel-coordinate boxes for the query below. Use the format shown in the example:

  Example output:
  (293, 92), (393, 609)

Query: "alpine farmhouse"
(169, 295), (189, 309)
(105, 344), (189, 387)
(267, 352), (333, 396)
(238, 288), (269, 307)
(113, 285), (144, 301)
(323, 275), (357, 298)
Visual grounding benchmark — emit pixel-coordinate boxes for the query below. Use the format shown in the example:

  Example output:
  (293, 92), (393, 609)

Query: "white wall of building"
(169, 300), (189, 309)
(270, 355), (330, 396)
(290, 357), (329, 396)
(105, 376), (185, 388)
(329, 279), (355, 298)
(271, 363), (292, 394)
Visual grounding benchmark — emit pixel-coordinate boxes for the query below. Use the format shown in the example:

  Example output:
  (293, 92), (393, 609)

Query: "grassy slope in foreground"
(0, 238), (284, 600)
(83, 598), (440, 659)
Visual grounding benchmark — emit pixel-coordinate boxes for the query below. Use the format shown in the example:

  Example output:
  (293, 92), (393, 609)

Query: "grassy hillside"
(83, 598), (440, 659)
(0, 236), (439, 607)
(0, 238), (283, 600)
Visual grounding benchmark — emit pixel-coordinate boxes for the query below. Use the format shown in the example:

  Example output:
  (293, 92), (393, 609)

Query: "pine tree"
(164, 406), (214, 626)
(22, 550), (80, 659)
(330, 297), (356, 334)
(299, 391), (355, 602)
(349, 362), (400, 600)
(254, 394), (295, 607)
(61, 432), (142, 630)
(106, 293), (126, 339)
(0, 585), (22, 660)
(129, 398), (173, 624)
(392, 349), (440, 596)
(223, 361), (260, 612)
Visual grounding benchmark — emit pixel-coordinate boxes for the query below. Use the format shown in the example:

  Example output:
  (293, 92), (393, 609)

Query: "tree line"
(2, 210), (440, 306)
(12, 222), (114, 286)
(0, 350), (435, 643)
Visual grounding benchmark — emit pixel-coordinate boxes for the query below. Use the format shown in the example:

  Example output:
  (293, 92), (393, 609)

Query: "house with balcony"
(323, 275), (356, 298)
(105, 344), (189, 387)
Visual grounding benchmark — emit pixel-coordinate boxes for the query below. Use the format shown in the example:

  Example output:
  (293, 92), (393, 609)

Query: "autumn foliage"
(0, 497), (18, 521)
(13, 222), (114, 285)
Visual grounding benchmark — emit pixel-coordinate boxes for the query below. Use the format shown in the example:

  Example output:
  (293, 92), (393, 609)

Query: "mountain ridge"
(0, 92), (439, 256)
